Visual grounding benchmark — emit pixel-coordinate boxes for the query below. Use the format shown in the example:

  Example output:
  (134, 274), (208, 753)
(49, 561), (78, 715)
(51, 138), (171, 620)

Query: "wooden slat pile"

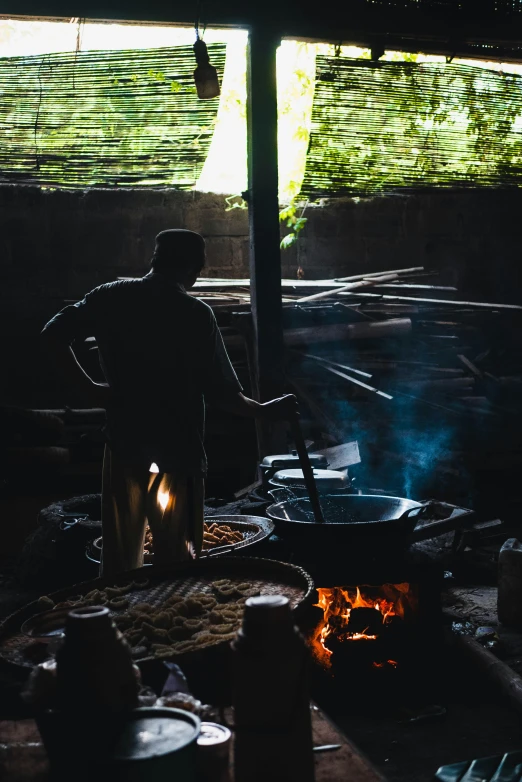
(193, 268), (522, 512)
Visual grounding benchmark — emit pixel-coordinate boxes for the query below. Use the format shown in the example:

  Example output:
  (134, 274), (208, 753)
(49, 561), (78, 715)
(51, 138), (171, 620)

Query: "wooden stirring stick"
(289, 416), (326, 524)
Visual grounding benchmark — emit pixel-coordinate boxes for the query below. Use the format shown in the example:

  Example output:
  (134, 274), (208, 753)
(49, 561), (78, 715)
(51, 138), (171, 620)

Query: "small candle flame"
(158, 491), (169, 511)
(149, 462), (160, 474)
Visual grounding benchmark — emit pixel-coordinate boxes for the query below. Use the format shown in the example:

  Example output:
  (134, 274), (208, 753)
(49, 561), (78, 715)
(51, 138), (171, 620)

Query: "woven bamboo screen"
(351, 0), (522, 15)
(300, 56), (522, 198)
(0, 44), (225, 189)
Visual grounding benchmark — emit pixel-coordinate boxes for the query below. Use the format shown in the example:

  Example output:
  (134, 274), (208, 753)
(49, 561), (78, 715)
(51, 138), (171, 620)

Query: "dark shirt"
(42, 272), (242, 475)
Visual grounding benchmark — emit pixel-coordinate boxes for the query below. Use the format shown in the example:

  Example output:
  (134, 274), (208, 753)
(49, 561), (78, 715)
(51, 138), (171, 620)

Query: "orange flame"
(311, 584), (416, 669)
(372, 659), (398, 669)
(158, 491), (169, 511)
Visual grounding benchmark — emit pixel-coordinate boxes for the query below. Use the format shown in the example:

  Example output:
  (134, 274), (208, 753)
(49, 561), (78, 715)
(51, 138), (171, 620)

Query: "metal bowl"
(86, 516), (275, 565)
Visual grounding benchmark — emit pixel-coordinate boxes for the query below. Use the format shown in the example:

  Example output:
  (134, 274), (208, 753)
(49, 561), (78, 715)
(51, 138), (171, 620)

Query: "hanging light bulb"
(193, 36), (220, 99)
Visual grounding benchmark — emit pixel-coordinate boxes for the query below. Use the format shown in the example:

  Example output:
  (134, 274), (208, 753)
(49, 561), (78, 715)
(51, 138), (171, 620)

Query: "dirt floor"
(337, 696), (522, 782)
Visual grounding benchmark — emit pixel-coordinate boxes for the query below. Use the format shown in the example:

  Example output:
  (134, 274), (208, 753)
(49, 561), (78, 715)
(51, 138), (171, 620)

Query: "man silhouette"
(42, 229), (296, 575)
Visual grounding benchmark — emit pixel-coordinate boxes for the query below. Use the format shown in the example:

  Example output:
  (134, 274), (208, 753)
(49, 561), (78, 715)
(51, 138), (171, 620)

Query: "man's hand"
(212, 392), (298, 420)
(260, 394), (299, 421)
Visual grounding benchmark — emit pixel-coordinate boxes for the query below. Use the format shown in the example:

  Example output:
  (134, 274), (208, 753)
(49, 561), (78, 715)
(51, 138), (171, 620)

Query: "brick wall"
(1, 184), (521, 405)
(293, 191), (522, 304)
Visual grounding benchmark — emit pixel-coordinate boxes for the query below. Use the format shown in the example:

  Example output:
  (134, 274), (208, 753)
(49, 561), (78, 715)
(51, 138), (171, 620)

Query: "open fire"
(311, 584), (418, 669)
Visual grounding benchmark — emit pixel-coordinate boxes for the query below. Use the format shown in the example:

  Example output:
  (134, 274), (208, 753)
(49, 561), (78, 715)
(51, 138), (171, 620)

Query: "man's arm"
(203, 310), (298, 421)
(41, 331), (111, 409)
(212, 392), (298, 421)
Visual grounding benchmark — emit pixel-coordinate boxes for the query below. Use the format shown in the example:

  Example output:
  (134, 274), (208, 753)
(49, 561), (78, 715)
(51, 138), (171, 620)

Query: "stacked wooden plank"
(192, 269), (522, 513)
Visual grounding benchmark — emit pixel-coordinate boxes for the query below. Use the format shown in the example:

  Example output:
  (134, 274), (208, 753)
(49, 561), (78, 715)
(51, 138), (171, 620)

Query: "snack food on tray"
(203, 523), (244, 549)
(36, 578), (260, 659)
(143, 522), (245, 558)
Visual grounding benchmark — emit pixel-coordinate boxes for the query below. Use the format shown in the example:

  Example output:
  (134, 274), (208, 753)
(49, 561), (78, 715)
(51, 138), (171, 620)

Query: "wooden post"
(246, 26), (286, 454)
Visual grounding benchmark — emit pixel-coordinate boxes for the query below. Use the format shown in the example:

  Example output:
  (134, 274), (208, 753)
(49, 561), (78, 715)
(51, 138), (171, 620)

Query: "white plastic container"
(498, 539), (522, 627)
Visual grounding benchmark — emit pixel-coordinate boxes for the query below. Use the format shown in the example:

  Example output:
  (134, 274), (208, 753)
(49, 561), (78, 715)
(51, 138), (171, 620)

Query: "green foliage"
(302, 55), (522, 197)
(0, 44), (226, 189)
(280, 233), (297, 249)
(279, 199), (308, 250)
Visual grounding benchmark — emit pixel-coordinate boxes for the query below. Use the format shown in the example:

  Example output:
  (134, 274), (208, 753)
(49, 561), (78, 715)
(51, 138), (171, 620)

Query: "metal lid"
(110, 707), (200, 763)
(198, 722), (231, 748)
(260, 453), (328, 469)
(269, 468), (348, 490)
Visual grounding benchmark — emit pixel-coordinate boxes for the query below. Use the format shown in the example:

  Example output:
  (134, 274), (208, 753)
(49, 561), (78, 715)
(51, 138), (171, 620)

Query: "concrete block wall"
(293, 191), (522, 303)
(0, 187), (251, 323)
(1, 184), (522, 406)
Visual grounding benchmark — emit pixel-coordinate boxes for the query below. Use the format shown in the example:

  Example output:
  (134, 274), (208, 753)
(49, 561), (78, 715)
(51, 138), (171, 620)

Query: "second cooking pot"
(259, 452), (328, 488)
(268, 468), (349, 493)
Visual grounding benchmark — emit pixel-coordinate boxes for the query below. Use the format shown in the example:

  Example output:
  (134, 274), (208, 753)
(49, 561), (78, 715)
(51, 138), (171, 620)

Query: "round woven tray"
(85, 516), (275, 565)
(0, 557), (315, 672)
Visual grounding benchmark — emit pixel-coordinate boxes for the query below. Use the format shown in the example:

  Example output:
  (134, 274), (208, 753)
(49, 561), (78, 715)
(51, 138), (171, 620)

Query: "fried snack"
(168, 627), (190, 642)
(213, 586), (237, 602)
(152, 644), (175, 659)
(141, 622), (159, 639)
(109, 597), (129, 610)
(114, 614), (133, 630)
(142, 522), (245, 557)
(183, 619), (203, 632)
(166, 641), (196, 655)
(105, 586), (127, 598)
(209, 610), (227, 625)
(150, 627), (169, 642)
(203, 522), (246, 550)
(133, 602), (153, 613)
(210, 624), (234, 635)
(152, 612), (172, 629)
(185, 598), (206, 617)
(218, 610), (237, 624)
(241, 588), (261, 598)
(164, 595), (183, 607)
(37, 574), (266, 660)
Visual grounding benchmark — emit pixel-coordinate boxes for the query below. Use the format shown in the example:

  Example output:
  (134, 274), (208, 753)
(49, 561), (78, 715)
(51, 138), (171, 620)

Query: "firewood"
(284, 318), (412, 345)
(373, 284), (457, 291)
(337, 291), (522, 311)
(334, 266), (424, 282)
(296, 274), (400, 304)
(319, 364), (394, 400)
(347, 607), (384, 636)
(396, 378), (475, 391)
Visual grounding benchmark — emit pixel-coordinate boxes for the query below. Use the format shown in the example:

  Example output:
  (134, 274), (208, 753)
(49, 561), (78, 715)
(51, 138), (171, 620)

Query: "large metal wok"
(266, 490), (474, 546)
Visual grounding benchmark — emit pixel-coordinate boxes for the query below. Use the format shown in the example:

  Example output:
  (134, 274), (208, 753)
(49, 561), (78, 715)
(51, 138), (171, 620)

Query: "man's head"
(151, 229), (206, 288)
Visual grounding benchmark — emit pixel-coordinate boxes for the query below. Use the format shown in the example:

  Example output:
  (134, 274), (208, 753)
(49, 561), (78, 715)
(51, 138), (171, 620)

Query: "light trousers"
(101, 446), (204, 577)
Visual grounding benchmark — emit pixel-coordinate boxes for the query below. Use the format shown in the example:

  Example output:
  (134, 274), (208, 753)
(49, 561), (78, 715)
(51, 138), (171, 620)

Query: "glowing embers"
(311, 584), (418, 669)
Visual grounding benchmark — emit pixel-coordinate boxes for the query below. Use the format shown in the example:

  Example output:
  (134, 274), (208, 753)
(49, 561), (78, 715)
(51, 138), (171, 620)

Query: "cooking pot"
(268, 468), (349, 493)
(265, 493), (471, 547)
(259, 452), (328, 488)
